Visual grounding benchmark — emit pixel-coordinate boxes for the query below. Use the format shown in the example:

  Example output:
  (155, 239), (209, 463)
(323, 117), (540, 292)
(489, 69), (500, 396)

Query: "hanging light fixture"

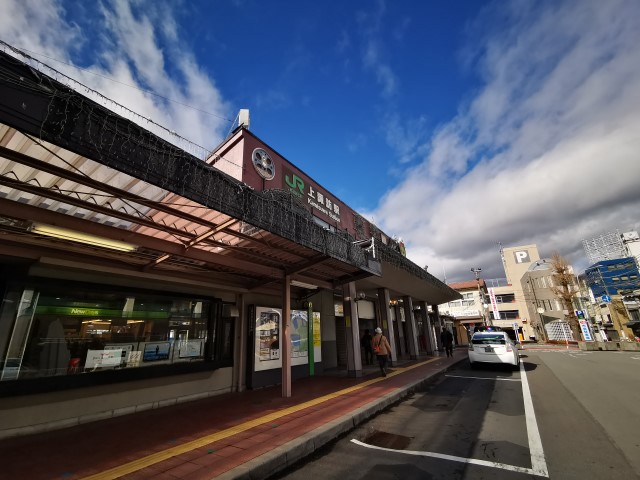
(31, 223), (137, 252)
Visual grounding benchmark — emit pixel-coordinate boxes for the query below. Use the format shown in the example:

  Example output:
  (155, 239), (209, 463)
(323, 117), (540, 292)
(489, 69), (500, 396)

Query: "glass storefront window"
(0, 286), (214, 381)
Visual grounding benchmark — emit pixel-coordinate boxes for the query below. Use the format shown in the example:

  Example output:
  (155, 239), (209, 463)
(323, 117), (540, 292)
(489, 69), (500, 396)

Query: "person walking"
(361, 329), (373, 365)
(371, 327), (392, 377)
(441, 328), (454, 357)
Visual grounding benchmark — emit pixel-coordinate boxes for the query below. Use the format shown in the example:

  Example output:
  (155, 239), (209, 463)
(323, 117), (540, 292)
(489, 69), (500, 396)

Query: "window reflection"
(1, 288), (212, 381)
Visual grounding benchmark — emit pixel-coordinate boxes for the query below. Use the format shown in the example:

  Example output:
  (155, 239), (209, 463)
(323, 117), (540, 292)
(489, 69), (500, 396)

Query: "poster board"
(85, 349), (123, 370)
(312, 311), (322, 362)
(254, 307), (282, 371)
(142, 342), (171, 361)
(290, 310), (309, 366)
(178, 339), (204, 358)
(104, 343), (133, 366)
(253, 307), (322, 371)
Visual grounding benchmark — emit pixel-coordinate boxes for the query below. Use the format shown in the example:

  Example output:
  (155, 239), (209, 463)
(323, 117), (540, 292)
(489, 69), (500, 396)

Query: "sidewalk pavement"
(0, 352), (466, 480)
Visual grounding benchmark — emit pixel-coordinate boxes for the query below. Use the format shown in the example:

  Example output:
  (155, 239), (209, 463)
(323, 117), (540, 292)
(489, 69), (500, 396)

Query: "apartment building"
(439, 279), (487, 345)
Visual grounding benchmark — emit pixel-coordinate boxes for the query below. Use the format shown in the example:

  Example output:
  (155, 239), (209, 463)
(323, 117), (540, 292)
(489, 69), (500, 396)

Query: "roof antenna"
(225, 109), (250, 139)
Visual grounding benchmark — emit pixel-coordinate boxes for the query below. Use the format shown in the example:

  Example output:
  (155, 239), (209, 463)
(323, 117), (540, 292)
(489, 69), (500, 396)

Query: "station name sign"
(283, 167), (341, 224)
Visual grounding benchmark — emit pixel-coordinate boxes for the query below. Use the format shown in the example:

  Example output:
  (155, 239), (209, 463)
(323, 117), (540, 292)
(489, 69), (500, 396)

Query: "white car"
(468, 331), (520, 369)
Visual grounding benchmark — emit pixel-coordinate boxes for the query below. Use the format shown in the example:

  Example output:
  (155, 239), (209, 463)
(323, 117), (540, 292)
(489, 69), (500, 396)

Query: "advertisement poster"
(178, 339), (204, 358)
(143, 342), (170, 361)
(291, 310), (309, 366)
(85, 349), (123, 369)
(312, 312), (322, 362)
(254, 307), (322, 371)
(104, 343), (133, 365)
(254, 307), (282, 371)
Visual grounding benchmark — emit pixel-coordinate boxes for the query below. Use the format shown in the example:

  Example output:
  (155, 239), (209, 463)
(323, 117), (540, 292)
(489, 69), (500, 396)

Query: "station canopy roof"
(0, 46), (459, 305)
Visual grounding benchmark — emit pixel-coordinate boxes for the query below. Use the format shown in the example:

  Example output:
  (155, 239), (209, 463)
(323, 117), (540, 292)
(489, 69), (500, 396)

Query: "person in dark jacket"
(441, 329), (454, 357)
(361, 329), (373, 365)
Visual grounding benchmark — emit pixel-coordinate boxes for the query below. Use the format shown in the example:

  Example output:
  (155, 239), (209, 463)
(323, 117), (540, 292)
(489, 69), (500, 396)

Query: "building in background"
(439, 279), (487, 345)
(582, 230), (640, 340)
(484, 245), (540, 341)
(521, 258), (578, 342)
(584, 258), (640, 340)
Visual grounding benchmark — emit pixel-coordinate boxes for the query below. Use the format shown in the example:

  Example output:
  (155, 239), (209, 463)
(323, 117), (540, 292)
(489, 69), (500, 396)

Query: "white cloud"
(0, 0), (231, 152)
(374, 0), (640, 282)
(357, 0), (398, 98)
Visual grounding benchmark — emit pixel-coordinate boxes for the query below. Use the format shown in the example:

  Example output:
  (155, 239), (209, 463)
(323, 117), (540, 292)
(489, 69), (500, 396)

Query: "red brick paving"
(0, 354), (459, 479)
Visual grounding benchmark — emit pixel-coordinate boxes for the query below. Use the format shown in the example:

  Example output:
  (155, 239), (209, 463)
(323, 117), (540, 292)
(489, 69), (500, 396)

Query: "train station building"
(0, 48), (460, 439)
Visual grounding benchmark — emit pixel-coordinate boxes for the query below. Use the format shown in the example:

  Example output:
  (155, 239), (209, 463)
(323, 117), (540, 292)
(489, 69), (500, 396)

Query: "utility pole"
(471, 268), (486, 327)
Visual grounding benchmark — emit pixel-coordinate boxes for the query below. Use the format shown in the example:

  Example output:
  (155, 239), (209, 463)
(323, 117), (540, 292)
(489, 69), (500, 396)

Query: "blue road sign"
(601, 295), (611, 303)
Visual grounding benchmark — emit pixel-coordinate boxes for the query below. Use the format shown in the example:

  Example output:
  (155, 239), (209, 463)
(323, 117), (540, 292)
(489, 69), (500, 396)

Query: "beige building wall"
(487, 245), (541, 340)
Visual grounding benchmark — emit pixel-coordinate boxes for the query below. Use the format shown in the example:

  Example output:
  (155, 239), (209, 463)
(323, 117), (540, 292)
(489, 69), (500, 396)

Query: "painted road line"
(520, 361), (549, 477)
(351, 439), (540, 476)
(81, 357), (443, 480)
(445, 374), (521, 382)
(353, 364), (549, 478)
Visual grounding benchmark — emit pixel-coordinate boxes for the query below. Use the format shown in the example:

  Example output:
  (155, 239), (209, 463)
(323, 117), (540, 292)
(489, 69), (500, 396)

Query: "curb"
(217, 358), (467, 480)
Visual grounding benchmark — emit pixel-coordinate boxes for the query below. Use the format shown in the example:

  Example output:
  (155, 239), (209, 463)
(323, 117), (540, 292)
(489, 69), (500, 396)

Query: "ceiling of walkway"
(0, 124), (369, 297)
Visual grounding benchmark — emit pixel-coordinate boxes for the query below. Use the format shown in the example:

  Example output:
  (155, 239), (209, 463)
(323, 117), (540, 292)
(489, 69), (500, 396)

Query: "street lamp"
(471, 268), (486, 326)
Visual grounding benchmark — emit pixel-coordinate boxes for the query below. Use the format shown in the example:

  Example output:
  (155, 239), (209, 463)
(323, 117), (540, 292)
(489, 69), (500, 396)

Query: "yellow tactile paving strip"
(81, 357), (441, 480)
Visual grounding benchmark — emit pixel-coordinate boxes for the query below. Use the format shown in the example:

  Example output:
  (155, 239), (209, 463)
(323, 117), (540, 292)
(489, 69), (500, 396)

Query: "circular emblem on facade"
(252, 148), (275, 180)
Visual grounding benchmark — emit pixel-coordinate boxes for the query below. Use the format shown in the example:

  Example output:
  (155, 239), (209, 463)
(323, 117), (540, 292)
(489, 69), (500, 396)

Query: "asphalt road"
(274, 349), (640, 480)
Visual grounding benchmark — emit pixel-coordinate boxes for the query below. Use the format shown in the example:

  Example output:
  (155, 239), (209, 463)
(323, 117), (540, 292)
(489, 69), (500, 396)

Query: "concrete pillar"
(343, 282), (363, 377)
(401, 296), (419, 359)
(395, 303), (406, 357)
(282, 275), (291, 397)
(233, 293), (247, 392)
(377, 288), (397, 363)
(418, 300), (434, 355)
(433, 304), (443, 352)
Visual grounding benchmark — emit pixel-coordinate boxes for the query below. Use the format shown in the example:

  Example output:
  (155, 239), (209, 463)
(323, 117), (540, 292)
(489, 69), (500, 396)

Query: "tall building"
(485, 244), (540, 341)
(584, 258), (640, 340)
(582, 230), (640, 340)
(583, 230), (640, 265)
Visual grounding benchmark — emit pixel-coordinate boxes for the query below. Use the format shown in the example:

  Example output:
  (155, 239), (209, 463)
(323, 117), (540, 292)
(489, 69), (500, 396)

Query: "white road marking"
(350, 439), (541, 476)
(445, 374), (520, 382)
(520, 361), (549, 477)
(351, 362), (550, 478)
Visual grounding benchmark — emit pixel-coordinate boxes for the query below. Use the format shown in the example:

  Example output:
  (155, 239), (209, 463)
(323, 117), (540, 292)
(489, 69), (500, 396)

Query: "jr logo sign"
(514, 250), (530, 264)
(285, 173), (304, 196)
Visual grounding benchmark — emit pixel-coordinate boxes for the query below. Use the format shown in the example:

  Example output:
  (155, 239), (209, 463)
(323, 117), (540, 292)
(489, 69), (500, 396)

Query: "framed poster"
(85, 349), (123, 370)
(178, 339), (204, 358)
(142, 342), (170, 361)
(104, 343), (133, 365)
(290, 310), (309, 366)
(312, 311), (322, 362)
(254, 307), (282, 371)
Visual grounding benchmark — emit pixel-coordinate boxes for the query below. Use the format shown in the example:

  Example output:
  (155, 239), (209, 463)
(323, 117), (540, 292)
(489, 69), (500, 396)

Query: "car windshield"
(472, 334), (507, 345)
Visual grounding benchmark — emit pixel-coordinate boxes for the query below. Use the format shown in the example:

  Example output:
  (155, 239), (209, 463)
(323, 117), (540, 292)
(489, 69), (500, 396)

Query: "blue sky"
(1, 0), (640, 283)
